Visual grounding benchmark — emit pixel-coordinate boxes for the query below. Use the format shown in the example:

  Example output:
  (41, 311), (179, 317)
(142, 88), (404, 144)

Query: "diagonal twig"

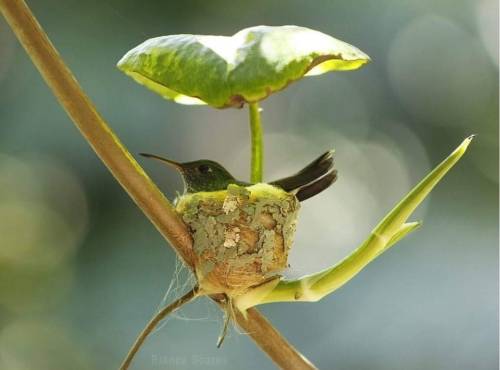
(0, 0), (316, 369)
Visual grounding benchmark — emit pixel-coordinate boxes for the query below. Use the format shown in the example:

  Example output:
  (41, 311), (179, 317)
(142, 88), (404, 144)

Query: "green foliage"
(117, 25), (370, 108)
(117, 23), (473, 317)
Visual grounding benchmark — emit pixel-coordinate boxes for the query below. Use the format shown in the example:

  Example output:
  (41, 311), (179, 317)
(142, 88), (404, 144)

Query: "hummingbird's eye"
(198, 164), (212, 174)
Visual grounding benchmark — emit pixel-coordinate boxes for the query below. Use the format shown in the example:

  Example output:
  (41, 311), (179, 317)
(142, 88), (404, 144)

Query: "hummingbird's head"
(140, 153), (237, 193)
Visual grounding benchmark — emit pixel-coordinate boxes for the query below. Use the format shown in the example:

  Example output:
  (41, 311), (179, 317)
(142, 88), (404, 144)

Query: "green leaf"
(233, 136), (474, 311)
(117, 25), (370, 108)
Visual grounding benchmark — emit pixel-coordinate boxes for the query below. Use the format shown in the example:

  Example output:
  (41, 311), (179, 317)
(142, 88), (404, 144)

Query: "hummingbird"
(139, 150), (337, 202)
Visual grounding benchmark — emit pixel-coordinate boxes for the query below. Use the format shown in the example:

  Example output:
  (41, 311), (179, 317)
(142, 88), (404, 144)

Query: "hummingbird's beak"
(139, 153), (183, 171)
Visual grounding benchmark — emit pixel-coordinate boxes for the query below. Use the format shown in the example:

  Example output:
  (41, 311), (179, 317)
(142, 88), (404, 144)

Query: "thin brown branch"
(0, 1), (317, 369)
(238, 308), (318, 370)
(120, 287), (200, 370)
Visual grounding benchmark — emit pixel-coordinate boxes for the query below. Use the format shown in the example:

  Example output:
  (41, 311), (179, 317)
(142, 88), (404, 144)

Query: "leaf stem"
(249, 101), (263, 183)
(120, 287), (201, 370)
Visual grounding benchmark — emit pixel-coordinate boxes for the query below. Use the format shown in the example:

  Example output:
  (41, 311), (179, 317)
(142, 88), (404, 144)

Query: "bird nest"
(176, 183), (300, 297)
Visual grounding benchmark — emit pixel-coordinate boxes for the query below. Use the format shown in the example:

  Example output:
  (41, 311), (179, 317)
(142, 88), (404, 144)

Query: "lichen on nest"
(175, 183), (300, 297)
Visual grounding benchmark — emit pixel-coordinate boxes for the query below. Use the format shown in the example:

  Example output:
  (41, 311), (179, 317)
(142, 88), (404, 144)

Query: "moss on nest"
(176, 183), (300, 296)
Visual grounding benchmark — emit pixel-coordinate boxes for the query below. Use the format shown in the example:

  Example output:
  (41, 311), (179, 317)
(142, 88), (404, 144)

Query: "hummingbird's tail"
(270, 150), (337, 201)
(294, 169), (337, 201)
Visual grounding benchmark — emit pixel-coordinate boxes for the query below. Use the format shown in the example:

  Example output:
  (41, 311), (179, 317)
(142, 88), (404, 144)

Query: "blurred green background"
(0, 0), (498, 369)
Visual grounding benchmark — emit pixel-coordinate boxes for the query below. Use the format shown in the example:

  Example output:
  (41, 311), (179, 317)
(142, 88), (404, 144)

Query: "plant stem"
(0, 1), (316, 369)
(249, 101), (263, 183)
(120, 287), (200, 370)
(236, 308), (318, 370)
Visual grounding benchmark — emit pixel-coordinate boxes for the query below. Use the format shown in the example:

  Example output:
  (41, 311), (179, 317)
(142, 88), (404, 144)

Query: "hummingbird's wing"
(269, 150), (337, 201)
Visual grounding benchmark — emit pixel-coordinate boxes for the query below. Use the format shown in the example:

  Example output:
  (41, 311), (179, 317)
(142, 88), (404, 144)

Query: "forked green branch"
(235, 136), (474, 310)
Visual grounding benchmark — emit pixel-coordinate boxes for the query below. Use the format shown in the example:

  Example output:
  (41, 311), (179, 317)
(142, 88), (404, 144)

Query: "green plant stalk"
(241, 136), (473, 308)
(0, 1), (316, 369)
(249, 101), (264, 182)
